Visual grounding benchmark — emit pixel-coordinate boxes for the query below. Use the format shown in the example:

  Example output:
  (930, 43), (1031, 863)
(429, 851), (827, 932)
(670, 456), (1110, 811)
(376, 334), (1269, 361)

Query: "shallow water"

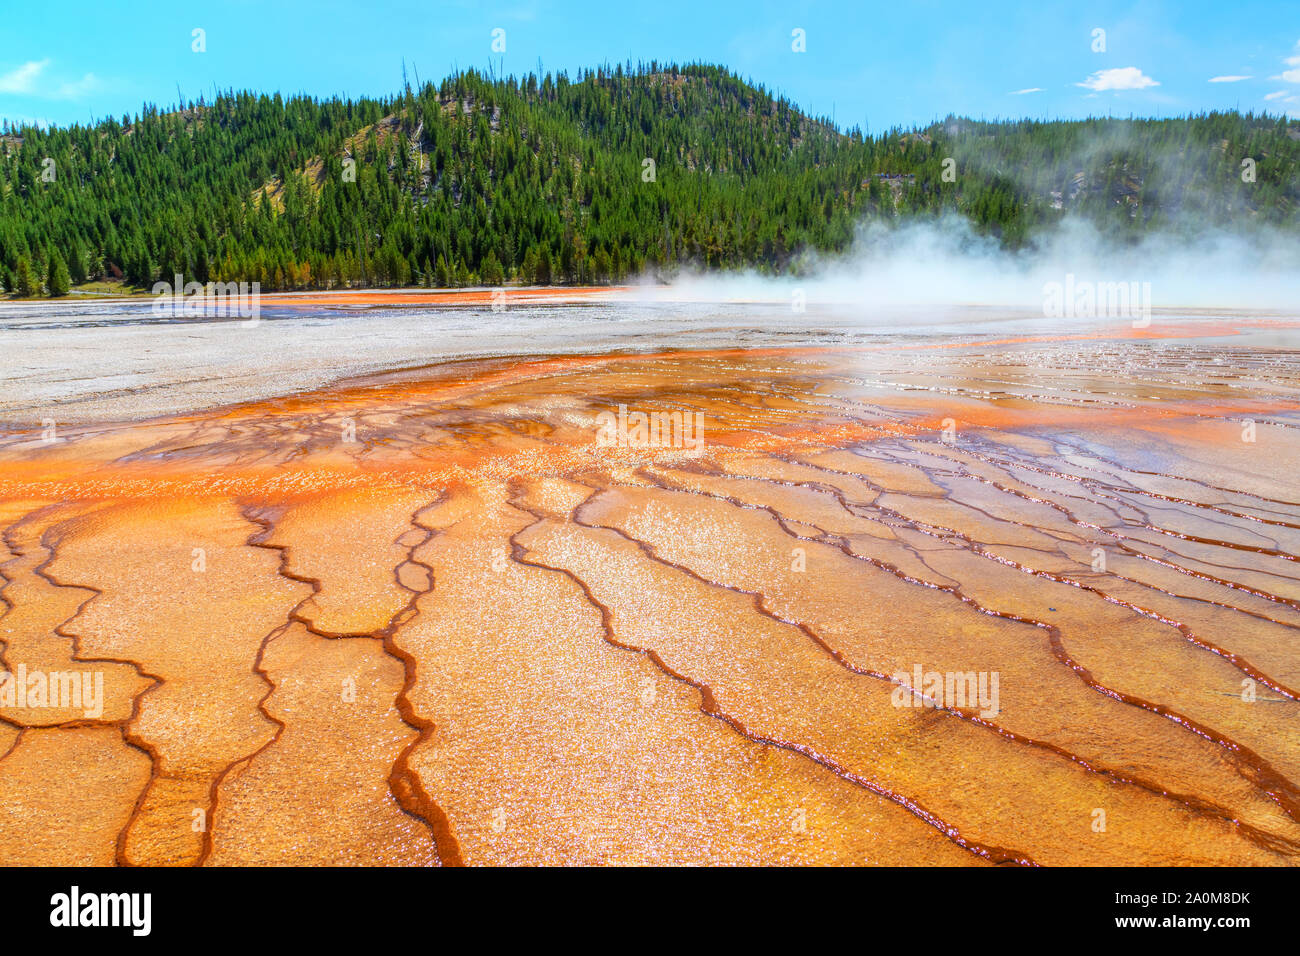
(0, 301), (1298, 865)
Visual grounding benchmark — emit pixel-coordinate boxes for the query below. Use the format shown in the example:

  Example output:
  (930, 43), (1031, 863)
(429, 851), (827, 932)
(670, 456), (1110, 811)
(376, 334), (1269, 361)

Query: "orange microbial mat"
(2, 323), (1299, 866)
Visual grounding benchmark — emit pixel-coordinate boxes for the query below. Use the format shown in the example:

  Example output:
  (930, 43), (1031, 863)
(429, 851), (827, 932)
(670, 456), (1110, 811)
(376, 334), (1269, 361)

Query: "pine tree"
(15, 256), (37, 297)
(520, 248), (539, 285)
(593, 247), (612, 283)
(68, 239), (88, 284)
(47, 250), (71, 296)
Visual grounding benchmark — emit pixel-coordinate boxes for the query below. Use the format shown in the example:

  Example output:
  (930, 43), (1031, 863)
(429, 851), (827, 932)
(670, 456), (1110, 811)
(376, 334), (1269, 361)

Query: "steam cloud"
(637, 217), (1300, 313)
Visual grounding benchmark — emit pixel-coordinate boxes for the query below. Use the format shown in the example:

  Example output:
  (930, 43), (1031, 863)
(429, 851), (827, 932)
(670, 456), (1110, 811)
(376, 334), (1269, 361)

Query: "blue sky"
(2, 0), (1298, 131)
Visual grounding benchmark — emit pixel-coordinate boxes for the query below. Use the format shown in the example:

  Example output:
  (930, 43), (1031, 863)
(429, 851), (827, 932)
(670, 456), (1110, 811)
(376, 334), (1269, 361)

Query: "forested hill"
(2, 62), (1298, 295)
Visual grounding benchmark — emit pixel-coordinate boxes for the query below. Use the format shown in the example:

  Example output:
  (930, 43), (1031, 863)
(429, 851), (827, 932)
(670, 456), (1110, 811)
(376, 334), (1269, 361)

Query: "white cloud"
(1263, 85), (1300, 115)
(1208, 75), (1251, 83)
(1076, 66), (1160, 92)
(1009, 87), (1043, 95)
(0, 59), (50, 94)
(55, 73), (99, 99)
(1274, 39), (1300, 82)
(0, 60), (100, 100)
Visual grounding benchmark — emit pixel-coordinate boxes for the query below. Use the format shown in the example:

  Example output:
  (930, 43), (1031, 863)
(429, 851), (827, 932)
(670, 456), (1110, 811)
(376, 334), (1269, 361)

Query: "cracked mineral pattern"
(2, 305), (1299, 866)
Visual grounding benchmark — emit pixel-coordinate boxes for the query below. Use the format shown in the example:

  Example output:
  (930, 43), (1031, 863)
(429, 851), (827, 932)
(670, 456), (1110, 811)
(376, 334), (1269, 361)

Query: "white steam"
(635, 217), (1300, 312)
